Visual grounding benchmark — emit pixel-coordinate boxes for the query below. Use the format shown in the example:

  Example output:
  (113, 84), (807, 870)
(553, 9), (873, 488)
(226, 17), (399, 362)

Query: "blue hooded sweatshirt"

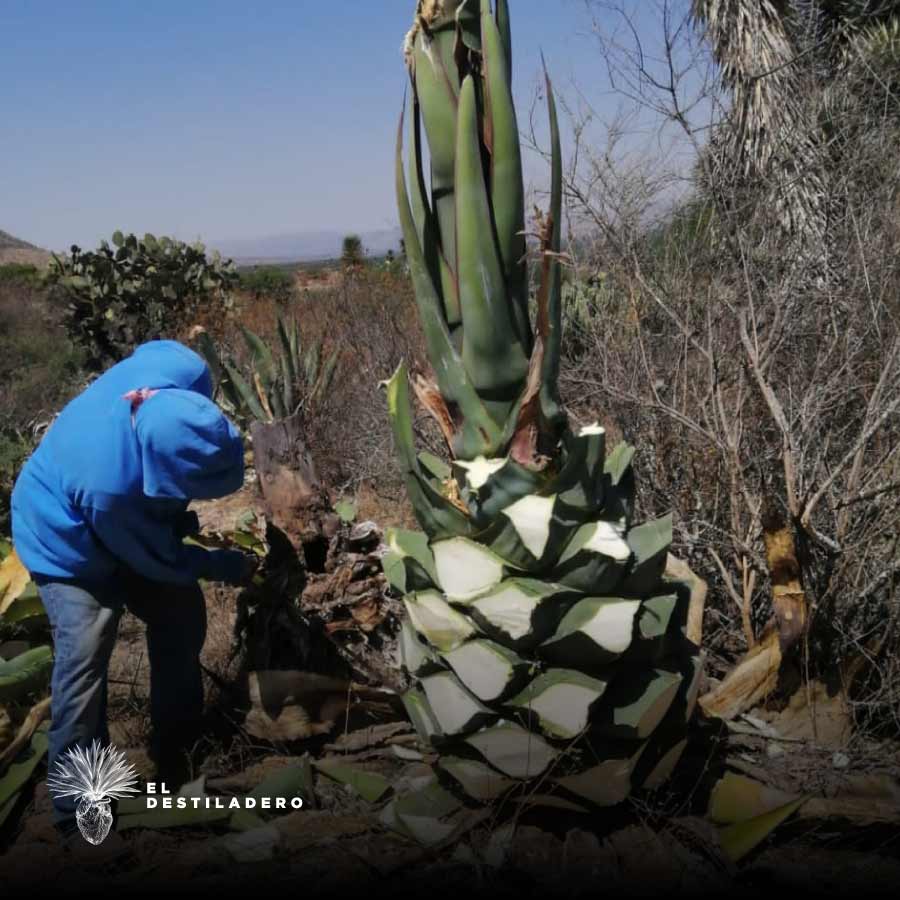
(11, 340), (246, 586)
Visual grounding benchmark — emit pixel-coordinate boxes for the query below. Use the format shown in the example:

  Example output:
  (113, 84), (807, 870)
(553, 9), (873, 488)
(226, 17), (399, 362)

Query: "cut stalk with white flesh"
(404, 591), (475, 652)
(442, 639), (528, 702)
(555, 748), (643, 807)
(540, 597), (641, 667)
(383, 527), (438, 593)
(509, 669), (608, 739)
(464, 720), (558, 779)
(500, 494), (556, 560)
(621, 515), (672, 594)
(402, 683), (442, 743)
(432, 537), (506, 601)
(561, 520), (631, 563)
(400, 618), (438, 676)
(438, 756), (515, 801)
(467, 578), (573, 647)
(456, 456), (507, 490)
(420, 671), (495, 736)
(630, 592), (679, 662)
(553, 520), (632, 593)
(596, 668), (683, 739)
(392, 779), (464, 847)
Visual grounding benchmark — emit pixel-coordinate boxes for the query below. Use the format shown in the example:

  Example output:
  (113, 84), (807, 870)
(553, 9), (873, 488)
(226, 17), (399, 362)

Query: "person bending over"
(11, 340), (257, 840)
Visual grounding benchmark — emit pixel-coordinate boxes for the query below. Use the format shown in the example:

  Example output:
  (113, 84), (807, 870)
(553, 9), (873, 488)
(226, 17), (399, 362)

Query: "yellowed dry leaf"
(0, 551), (31, 616)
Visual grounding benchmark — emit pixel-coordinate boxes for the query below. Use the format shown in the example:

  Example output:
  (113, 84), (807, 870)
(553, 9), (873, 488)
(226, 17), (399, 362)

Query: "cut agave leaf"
(432, 537), (506, 601)
(455, 456), (507, 490)
(464, 720), (558, 779)
(420, 671), (495, 736)
(404, 590), (475, 652)
(621, 515), (672, 594)
(553, 520), (631, 593)
(467, 578), (573, 647)
(640, 738), (688, 790)
(384, 528), (439, 594)
(499, 493), (556, 560)
(313, 762), (391, 803)
(438, 756), (515, 802)
(555, 747), (643, 807)
(400, 619), (439, 676)
(553, 426), (606, 516)
(402, 683), (443, 743)
(629, 592), (679, 662)
(540, 597), (642, 668)
(462, 456), (543, 523)
(595, 668), (683, 740)
(442, 639), (530, 702)
(508, 668), (608, 739)
(393, 779), (465, 846)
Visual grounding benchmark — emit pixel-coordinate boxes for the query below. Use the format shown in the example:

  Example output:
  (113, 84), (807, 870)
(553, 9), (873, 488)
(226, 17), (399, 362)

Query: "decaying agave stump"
(250, 415), (339, 556)
(244, 415), (400, 700)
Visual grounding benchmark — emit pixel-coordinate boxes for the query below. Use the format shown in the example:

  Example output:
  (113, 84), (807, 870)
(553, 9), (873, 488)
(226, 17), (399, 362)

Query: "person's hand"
(239, 552), (261, 586)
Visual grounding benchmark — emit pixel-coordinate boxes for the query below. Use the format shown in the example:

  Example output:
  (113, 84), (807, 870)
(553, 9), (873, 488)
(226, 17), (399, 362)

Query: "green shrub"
(0, 264), (42, 286)
(238, 265), (294, 301)
(47, 231), (239, 370)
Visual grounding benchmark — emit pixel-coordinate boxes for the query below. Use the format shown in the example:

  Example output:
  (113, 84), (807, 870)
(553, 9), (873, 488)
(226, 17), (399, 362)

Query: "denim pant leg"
(122, 574), (207, 768)
(37, 579), (122, 827)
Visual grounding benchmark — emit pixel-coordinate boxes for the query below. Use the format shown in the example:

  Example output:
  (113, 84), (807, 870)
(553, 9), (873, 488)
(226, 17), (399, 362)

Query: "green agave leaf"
(456, 74), (528, 422)
(495, 0), (513, 83)
(411, 33), (460, 325)
(192, 330), (225, 395)
(623, 515), (673, 594)
(537, 61), (566, 436)
(409, 90), (459, 328)
(481, 0), (530, 353)
(223, 359), (268, 422)
(0, 728), (48, 825)
(395, 110), (502, 458)
(385, 363), (474, 538)
(0, 645), (53, 704)
(240, 326), (278, 389)
(276, 316), (296, 386)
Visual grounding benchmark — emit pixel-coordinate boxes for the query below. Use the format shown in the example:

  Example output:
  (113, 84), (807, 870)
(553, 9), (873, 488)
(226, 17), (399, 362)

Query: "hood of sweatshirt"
(135, 389), (244, 500)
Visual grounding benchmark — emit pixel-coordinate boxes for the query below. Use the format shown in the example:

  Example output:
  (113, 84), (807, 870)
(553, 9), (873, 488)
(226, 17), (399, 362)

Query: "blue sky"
(1, 1), (696, 251)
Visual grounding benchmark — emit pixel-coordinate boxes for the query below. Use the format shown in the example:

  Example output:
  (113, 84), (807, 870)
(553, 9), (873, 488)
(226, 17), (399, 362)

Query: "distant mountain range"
(209, 227), (402, 264)
(0, 229), (52, 267)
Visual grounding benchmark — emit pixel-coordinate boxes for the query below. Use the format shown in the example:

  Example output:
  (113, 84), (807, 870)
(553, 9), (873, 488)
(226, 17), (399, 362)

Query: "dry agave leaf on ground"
(312, 760), (391, 803)
(758, 681), (851, 749)
(711, 770), (900, 827)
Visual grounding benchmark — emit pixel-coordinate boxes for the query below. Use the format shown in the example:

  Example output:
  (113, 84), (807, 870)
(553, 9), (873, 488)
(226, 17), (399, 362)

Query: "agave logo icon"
(47, 740), (140, 845)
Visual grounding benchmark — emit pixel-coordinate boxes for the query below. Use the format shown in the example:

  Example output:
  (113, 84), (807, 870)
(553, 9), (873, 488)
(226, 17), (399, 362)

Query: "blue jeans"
(36, 571), (207, 827)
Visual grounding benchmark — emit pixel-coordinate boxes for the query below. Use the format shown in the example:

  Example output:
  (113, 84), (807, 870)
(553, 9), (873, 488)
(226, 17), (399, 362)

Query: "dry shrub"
(555, 1), (900, 735)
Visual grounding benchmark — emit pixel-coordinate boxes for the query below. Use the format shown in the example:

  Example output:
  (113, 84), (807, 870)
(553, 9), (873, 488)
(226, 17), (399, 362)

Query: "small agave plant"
(47, 740), (140, 845)
(383, 0), (702, 817)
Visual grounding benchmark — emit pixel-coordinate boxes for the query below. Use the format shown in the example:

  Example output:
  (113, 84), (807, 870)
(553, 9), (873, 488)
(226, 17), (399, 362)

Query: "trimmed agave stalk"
(386, 0), (701, 812)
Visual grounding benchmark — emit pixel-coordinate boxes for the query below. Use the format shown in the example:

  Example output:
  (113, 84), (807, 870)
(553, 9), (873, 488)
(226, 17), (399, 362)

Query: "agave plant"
(384, 0), (701, 811)
(195, 318), (337, 424)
